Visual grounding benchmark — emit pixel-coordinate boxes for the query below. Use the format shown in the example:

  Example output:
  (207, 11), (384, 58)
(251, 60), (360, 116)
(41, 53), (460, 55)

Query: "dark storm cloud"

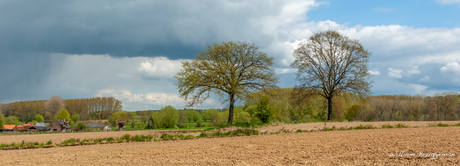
(0, 0), (279, 59)
(0, 52), (53, 102)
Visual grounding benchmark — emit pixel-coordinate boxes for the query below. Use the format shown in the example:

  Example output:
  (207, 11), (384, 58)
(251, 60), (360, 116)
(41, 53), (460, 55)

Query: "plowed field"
(1, 122), (460, 165)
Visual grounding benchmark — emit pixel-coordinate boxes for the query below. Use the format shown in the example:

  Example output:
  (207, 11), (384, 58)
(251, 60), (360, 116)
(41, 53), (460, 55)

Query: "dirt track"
(1, 123), (460, 165)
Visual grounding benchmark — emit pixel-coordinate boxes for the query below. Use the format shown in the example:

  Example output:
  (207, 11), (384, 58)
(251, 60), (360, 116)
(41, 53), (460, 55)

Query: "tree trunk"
(327, 97), (333, 120)
(227, 93), (235, 125)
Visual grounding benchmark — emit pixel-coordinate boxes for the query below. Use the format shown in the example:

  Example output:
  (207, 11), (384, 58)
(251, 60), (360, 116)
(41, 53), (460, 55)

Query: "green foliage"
(344, 105), (358, 121)
(178, 110), (187, 124)
(145, 115), (156, 129)
(174, 41), (279, 125)
(201, 109), (219, 122)
(234, 111), (251, 124)
(0, 113), (4, 129)
(151, 111), (162, 128)
(192, 111), (202, 122)
(71, 114), (80, 123)
(185, 110), (202, 122)
(77, 123), (86, 130)
(121, 134), (131, 141)
(35, 114), (44, 123)
(108, 111), (131, 127)
(395, 123), (408, 128)
(255, 96), (273, 123)
(159, 105), (179, 128)
(381, 124), (394, 128)
(429, 122), (450, 127)
(31, 120), (37, 125)
(56, 109), (70, 121)
(211, 111), (229, 127)
(4, 116), (20, 125)
(244, 105), (257, 116)
(198, 129), (259, 138)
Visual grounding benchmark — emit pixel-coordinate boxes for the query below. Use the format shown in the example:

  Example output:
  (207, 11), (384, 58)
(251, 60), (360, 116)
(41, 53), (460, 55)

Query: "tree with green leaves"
(35, 114), (44, 123)
(201, 109), (220, 122)
(291, 30), (372, 120)
(255, 96), (273, 123)
(4, 116), (20, 125)
(160, 105), (179, 128)
(71, 114), (80, 123)
(175, 41), (278, 125)
(56, 109), (71, 121)
(108, 111), (130, 128)
(0, 113), (4, 129)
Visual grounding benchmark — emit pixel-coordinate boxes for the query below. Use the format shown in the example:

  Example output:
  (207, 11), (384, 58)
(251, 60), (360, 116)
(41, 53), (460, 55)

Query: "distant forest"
(0, 97), (122, 122)
(243, 88), (460, 122)
(1, 89), (459, 124)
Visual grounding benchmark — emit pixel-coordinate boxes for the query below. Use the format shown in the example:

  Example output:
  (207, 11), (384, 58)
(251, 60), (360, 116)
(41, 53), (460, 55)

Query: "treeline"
(0, 97), (122, 123)
(244, 88), (460, 122)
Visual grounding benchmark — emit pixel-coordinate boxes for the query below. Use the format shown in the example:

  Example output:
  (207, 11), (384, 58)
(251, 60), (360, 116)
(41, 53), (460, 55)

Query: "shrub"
(353, 124), (375, 130)
(211, 111), (229, 127)
(395, 123), (408, 128)
(77, 123), (86, 131)
(344, 105), (358, 121)
(429, 122), (449, 127)
(381, 124), (394, 128)
(106, 137), (115, 142)
(195, 120), (204, 127)
(234, 111), (251, 124)
(255, 96), (273, 123)
(121, 134), (131, 141)
(176, 123), (187, 128)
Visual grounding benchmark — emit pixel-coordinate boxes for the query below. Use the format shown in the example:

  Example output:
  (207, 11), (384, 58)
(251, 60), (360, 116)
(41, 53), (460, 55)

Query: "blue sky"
(1, 0), (459, 111)
(310, 0), (460, 28)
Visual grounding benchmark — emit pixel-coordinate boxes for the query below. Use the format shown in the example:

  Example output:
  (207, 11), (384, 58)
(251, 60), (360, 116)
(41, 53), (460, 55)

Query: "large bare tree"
(291, 30), (372, 120)
(175, 41), (278, 125)
(44, 96), (65, 120)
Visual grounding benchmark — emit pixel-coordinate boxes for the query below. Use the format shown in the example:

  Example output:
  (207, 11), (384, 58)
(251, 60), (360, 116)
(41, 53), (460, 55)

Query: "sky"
(1, 0), (460, 111)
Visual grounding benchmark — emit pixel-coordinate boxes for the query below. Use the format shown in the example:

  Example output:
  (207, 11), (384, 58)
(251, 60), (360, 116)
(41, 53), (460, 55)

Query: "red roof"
(2, 124), (37, 129)
(3, 125), (15, 129)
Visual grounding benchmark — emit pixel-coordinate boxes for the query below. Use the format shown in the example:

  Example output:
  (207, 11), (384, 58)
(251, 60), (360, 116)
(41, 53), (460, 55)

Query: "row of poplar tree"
(0, 96), (122, 123)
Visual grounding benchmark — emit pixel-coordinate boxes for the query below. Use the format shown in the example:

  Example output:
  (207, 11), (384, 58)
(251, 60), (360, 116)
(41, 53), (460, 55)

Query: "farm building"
(86, 123), (104, 129)
(35, 122), (49, 127)
(48, 120), (71, 132)
(0, 124), (46, 132)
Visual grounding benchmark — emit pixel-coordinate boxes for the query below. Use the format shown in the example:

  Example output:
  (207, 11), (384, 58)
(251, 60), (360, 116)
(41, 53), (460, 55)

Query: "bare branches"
(291, 30), (372, 120)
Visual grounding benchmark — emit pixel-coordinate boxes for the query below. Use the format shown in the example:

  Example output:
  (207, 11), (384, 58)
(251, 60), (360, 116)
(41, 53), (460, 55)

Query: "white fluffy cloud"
(138, 57), (183, 79)
(368, 69), (381, 76)
(408, 66), (421, 74)
(410, 84), (429, 94)
(440, 62), (460, 73)
(417, 76), (430, 82)
(388, 68), (403, 78)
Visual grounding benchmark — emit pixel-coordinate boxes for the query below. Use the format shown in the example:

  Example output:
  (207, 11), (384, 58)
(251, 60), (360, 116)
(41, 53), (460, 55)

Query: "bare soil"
(1, 121), (460, 165)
